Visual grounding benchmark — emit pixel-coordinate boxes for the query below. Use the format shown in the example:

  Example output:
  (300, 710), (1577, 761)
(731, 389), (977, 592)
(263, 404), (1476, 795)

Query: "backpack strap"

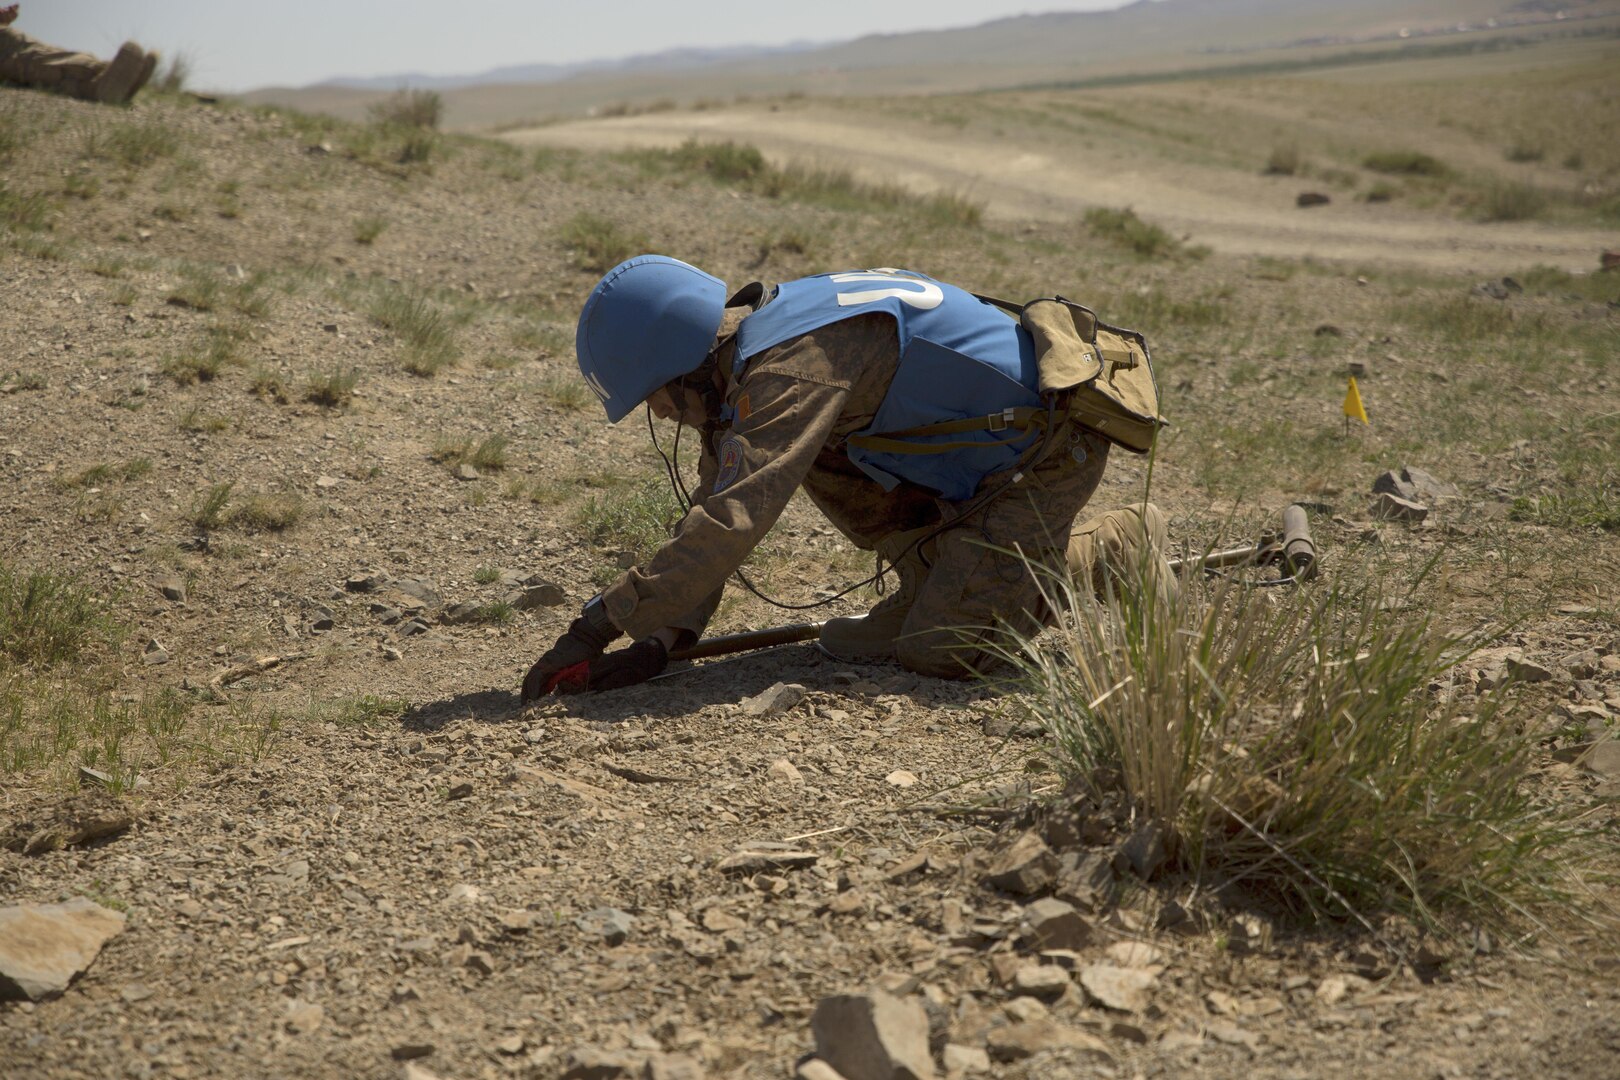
(846, 406), (1054, 455)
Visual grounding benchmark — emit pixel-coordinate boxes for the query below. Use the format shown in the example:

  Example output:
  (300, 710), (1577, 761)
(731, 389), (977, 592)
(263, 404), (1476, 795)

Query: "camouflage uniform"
(599, 306), (1171, 679)
(0, 26), (155, 104)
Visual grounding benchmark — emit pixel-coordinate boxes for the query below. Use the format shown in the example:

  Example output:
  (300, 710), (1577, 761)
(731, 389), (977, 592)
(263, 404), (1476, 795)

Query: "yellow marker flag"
(1343, 376), (1369, 425)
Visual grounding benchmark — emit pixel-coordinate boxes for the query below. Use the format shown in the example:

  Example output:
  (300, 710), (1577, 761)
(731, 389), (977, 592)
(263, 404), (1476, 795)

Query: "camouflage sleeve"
(599, 331), (859, 643)
(659, 432), (724, 649)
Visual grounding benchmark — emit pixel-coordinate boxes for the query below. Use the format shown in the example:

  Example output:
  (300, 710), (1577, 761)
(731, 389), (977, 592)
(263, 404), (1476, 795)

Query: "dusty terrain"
(2, 46), (1620, 1080)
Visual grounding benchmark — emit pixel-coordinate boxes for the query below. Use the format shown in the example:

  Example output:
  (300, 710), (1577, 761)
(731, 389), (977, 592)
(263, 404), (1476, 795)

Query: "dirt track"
(505, 105), (1618, 273)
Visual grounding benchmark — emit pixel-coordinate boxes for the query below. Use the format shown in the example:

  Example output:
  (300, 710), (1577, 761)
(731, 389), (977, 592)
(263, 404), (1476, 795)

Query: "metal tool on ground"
(1169, 502), (1317, 583)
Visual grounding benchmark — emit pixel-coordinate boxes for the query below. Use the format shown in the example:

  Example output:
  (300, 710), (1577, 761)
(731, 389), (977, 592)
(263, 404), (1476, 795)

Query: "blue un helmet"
(575, 255), (727, 423)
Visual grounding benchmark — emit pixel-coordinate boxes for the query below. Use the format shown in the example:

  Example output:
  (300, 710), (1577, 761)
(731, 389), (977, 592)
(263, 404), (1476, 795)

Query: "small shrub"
(1510, 483), (1620, 532)
(1364, 182), (1397, 203)
(560, 212), (647, 274)
(537, 375), (591, 411)
(167, 266), (222, 311)
(473, 565), (501, 585)
(368, 286), (459, 375)
(85, 120), (180, 168)
(190, 482), (234, 531)
(1263, 143), (1302, 176)
(178, 406), (229, 433)
(63, 172), (100, 200)
(368, 89), (443, 130)
(1083, 207), (1178, 258)
(579, 480), (682, 565)
(1479, 180), (1547, 222)
(0, 562), (112, 668)
(353, 215), (388, 245)
(0, 182), (51, 231)
(431, 434), (509, 472)
(230, 492), (304, 533)
(154, 54), (191, 95)
(396, 130), (438, 165)
(314, 694), (409, 727)
(1562, 151), (1584, 170)
(1362, 150), (1448, 177)
(250, 368), (289, 403)
(304, 368), (358, 407)
(997, 565), (1592, 930)
(1504, 142), (1545, 163)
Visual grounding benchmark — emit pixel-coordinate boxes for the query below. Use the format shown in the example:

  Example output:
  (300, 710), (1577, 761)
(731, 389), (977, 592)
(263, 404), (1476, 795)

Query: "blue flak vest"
(733, 269), (1041, 502)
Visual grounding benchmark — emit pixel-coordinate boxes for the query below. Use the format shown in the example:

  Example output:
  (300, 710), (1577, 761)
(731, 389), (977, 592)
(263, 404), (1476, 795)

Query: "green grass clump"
(0, 181), (51, 232)
(1478, 180), (1547, 222)
(313, 694), (409, 727)
(228, 492), (304, 533)
(83, 120), (180, 168)
(353, 215), (388, 245)
(190, 482), (235, 531)
(536, 375), (592, 412)
(997, 565), (1592, 932)
(633, 138), (984, 227)
(188, 482), (304, 533)
(1504, 142), (1545, 163)
(431, 433), (510, 472)
(367, 285), (459, 375)
(560, 212), (648, 274)
(1263, 143), (1302, 176)
(1362, 150), (1449, 177)
(304, 368), (358, 407)
(1083, 207), (1181, 258)
(0, 563), (112, 669)
(1510, 482), (1620, 533)
(367, 89), (443, 130)
(578, 480), (682, 568)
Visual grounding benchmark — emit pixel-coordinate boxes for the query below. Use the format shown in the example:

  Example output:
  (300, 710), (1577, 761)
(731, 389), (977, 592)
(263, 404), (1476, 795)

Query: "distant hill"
(242, 0), (1620, 129)
(315, 42), (826, 93)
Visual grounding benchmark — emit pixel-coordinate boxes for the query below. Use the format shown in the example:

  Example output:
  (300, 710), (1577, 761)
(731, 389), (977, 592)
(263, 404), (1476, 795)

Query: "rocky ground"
(2, 85), (1619, 1080)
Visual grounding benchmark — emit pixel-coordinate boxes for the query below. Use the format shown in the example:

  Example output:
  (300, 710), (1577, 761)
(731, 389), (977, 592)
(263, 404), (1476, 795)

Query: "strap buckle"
(988, 408), (1017, 433)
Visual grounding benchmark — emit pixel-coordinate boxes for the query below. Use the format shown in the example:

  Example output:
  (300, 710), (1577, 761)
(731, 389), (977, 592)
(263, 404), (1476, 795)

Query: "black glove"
(581, 639), (668, 692)
(521, 612), (622, 701)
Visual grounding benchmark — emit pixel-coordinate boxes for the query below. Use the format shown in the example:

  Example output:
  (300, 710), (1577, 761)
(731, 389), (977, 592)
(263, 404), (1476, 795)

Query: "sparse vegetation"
(1263, 142), (1302, 176)
(1478, 180), (1547, 222)
(578, 480), (682, 571)
(0, 181), (51, 231)
(367, 89), (443, 130)
(367, 285), (459, 375)
(304, 367), (358, 407)
(999, 566), (1590, 930)
(1083, 207), (1182, 258)
(630, 138), (984, 227)
(353, 215), (388, 245)
(1504, 141), (1545, 163)
(431, 433), (509, 472)
(1362, 149), (1449, 177)
(560, 212), (648, 274)
(0, 562), (113, 669)
(536, 375), (592, 411)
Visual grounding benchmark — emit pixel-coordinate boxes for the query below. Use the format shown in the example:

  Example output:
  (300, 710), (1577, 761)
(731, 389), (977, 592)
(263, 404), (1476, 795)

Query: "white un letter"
(831, 272), (943, 310)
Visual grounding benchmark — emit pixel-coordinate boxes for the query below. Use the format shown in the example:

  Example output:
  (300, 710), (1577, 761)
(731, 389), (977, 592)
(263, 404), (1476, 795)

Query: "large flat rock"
(0, 898), (127, 1002)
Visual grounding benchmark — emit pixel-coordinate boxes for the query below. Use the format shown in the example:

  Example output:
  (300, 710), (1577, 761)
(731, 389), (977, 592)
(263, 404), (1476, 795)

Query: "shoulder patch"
(713, 435), (744, 494)
(734, 392), (751, 423)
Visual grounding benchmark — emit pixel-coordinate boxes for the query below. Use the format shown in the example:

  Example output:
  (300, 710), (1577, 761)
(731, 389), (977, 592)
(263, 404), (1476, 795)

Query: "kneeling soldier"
(522, 257), (1172, 698)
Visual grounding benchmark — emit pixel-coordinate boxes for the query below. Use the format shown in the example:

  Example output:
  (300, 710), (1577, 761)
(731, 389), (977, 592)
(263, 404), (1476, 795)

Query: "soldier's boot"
(1066, 503), (1176, 605)
(91, 42), (152, 104)
(818, 527), (934, 663)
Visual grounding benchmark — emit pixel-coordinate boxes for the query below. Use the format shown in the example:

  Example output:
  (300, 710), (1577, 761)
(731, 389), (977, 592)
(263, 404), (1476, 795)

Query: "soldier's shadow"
(397, 643), (973, 731)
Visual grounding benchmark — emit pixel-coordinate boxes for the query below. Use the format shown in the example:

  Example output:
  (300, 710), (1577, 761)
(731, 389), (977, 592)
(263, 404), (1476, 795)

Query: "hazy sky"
(18, 1), (1133, 93)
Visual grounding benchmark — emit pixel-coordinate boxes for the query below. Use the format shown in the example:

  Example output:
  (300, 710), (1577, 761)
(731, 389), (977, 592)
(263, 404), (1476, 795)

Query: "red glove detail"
(542, 660), (591, 696)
